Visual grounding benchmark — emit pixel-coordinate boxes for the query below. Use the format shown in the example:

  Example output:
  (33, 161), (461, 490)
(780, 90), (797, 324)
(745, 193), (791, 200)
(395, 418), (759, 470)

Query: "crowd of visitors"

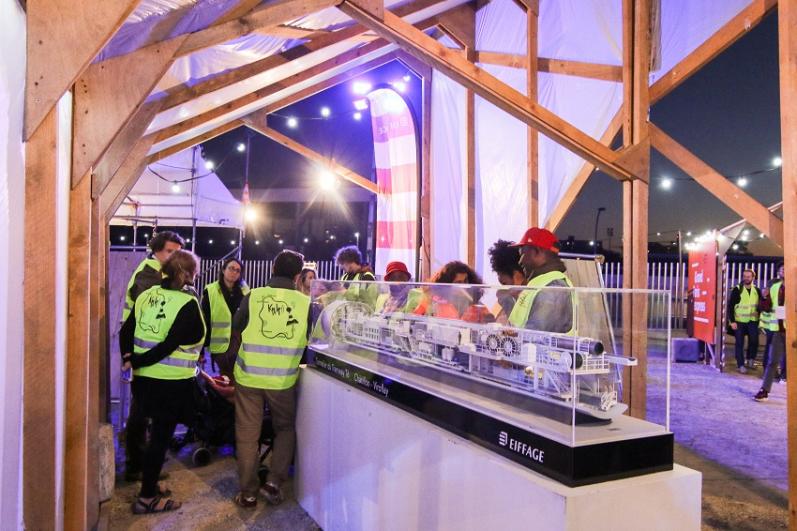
(114, 226), (586, 514)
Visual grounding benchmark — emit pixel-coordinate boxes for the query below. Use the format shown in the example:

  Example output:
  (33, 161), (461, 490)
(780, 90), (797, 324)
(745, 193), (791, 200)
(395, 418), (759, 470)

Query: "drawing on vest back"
(258, 295), (300, 340)
(139, 289), (170, 334)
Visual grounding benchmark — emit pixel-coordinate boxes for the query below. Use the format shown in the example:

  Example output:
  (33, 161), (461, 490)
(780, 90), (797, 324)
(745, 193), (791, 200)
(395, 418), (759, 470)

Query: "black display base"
(310, 348), (674, 487)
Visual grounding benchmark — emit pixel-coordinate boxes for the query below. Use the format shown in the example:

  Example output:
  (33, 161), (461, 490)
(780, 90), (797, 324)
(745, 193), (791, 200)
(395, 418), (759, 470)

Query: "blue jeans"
(762, 332), (786, 392)
(734, 321), (759, 368)
(763, 329), (786, 380)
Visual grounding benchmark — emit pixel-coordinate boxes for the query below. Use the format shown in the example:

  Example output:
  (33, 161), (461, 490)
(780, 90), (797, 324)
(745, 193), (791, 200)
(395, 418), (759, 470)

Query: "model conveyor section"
(317, 301), (638, 421)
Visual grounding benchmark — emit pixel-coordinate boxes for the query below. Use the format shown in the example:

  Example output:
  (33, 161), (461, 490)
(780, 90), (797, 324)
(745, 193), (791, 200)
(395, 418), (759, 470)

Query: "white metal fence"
(196, 259), (342, 294)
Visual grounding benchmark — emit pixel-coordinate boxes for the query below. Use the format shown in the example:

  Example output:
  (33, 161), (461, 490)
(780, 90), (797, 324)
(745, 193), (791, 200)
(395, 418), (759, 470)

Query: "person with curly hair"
(414, 261), (494, 322)
(488, 239), (528, 322)
(334, 245), (377, 307)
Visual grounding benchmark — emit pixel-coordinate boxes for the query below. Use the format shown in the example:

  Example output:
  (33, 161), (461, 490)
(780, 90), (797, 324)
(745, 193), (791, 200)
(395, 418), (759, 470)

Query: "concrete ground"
(105, 340), (789, 530)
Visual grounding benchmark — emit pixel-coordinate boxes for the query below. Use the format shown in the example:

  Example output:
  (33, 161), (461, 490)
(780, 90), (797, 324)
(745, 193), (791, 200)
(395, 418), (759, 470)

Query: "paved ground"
(105, 339), (789, 530)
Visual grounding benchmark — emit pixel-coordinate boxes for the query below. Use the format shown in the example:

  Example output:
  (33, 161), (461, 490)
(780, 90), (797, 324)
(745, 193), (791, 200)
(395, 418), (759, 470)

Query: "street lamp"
(593, 207), (606, 251)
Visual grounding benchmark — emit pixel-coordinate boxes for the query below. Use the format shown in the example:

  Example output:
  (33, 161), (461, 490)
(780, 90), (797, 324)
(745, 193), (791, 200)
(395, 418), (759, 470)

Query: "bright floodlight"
(320, 106), (331, 118)
(732, 244), (739, 251)
(391, 80), (407, 93)
(244, 206), (257, 223)
(352, 81), (372, 95)
(319, 170), (337, 190)
(737, 177), (748, 188)
(773, 156), (783, 167)
(237, 142), (246, 152)
(286, 116), (298, 128)
(403, 74), (411, 82)
(353, 99), (368, 111)
(204, 160), (215, 170)
(686, 231), (692, 236)
(660, 177), (673, 190)
(353, 112), (362, 121)
(171, 182), (181, 193)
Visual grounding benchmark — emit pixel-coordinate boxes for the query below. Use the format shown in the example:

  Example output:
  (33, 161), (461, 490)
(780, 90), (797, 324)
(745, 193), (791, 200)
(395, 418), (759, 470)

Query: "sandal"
(131, 496), (182, 514)
(137, 484), (172, 498)
(234, 493), (257, 509)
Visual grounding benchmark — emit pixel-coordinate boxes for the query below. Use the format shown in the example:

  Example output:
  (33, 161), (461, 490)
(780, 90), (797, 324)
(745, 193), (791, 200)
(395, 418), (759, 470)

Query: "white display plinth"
(296, 367), (701, 531)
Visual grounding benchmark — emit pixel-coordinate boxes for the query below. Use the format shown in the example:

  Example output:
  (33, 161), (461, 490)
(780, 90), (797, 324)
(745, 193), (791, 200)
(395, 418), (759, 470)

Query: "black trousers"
(124, 398), (146, 473)
(733, 321), (759, 367)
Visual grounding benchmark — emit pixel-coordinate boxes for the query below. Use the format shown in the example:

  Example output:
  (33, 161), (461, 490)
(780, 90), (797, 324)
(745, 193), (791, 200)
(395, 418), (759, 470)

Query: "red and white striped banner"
(367, 88), (418, 276)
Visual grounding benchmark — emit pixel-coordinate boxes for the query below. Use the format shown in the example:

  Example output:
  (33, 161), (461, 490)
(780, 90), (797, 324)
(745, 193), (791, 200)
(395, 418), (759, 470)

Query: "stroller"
(172, 371), (274, 484)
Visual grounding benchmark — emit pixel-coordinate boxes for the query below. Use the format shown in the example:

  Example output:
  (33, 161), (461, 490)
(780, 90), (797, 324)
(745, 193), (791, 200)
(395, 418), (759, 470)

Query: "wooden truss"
(21, 0), (797, 528)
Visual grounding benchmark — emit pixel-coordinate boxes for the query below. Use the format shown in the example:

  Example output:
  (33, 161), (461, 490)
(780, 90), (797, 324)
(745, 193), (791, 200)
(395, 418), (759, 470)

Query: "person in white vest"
(229, 250), (310, 508)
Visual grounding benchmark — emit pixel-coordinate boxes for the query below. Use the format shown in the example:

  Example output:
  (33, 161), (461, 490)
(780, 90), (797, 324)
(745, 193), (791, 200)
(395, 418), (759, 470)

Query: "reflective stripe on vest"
(771, 281), (786, 330)
(234, 286), (310, 390)
(507, 270), (575, 334)
(122, 258), (162, 323)
(734, 285), (759, 323)
(133, 286), (206, 380)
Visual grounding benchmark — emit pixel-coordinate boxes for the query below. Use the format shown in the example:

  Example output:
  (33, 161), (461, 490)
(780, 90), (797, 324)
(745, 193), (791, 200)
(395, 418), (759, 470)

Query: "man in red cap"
(507, 228), (575, 334)
(377, 261), (422, 313)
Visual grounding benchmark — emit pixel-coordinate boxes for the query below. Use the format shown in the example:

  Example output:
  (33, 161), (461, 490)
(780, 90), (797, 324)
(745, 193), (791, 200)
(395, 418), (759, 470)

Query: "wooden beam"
(466, 89), (476, 265)
(622, 0), (652, 420)
(526, 0), (539, 227)
(72, 37), (187, 186)
(650, 0), (776, 102)
(23, 105), (59, 531)
(65, 173), (99, 531)
(216, 0), (268, 25)
(158, 0), (445, 112)
(338, 4), (634, 181)
(93, 102), (164, 200)
(777, 1), (797, 525)
(435, 3), (476, 50)
(546, 0), (774, 232)
(243, 115), (378, 194)
(100, 136), (160, 220)
(150, 38), (393, 143)
(395, 49), (433, 79)
(176, 0), (342, 58)
(148, 121), (245, 164)
(650, 124), (784, 246)
(475, 52), (623, 82)
(544, 113), (623, 231)
(265, 52), (398, 113)
(25, 0), (138, 139)
(421, 74), (433, 281)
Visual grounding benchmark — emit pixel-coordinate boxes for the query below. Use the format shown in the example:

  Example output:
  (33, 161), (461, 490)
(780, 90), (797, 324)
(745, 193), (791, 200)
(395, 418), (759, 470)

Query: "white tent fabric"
(111, 148), (243, 228)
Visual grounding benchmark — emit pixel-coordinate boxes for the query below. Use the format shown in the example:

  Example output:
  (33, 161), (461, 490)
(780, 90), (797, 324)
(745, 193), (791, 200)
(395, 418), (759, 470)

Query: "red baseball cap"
(510, 228), (560, 253)
(385, 261), (411, 278)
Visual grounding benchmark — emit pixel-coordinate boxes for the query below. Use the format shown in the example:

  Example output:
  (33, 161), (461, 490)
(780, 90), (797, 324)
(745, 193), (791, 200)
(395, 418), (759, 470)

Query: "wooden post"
(65, 173), (99, 530)
(776, 2), (797, 525)
(466, 89), (476, 265)
(23, 105), (59, 531)
(621, 0), (652, 418)
(421, 74), (433, 280)
(526, 0), (539, 227)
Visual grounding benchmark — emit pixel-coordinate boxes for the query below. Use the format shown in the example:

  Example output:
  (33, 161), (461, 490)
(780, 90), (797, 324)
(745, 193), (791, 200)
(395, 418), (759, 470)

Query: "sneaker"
(261, 482), (284, 506)
(234, 493), (257, 509)
(737, 366), (748, 374)
(754, 389), (769, 402)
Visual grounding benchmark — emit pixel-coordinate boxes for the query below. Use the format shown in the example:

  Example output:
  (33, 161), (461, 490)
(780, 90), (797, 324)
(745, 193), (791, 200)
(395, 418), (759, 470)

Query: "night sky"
(193, 12), (783, 259)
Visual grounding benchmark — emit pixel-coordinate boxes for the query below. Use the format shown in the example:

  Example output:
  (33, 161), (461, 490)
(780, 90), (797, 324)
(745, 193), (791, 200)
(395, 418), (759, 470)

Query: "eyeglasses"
(226, 266), (242, 273)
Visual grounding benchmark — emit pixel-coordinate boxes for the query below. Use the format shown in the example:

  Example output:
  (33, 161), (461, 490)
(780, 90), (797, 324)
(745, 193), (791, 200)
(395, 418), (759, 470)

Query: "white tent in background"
(111, 147), (243, 230)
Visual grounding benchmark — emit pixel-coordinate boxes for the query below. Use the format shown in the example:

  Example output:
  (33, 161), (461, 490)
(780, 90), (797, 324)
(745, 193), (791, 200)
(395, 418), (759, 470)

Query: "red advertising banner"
(689, 239), (718, 344)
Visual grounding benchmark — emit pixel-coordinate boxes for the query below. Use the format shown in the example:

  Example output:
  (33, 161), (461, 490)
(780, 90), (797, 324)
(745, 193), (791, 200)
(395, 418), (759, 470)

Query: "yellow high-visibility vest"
(122, 258), (162, 323)
(133, 286), (206, 380)
(205, 280), (250, 354)
(734, 285), (759, 323)
(235, 286), (310, 390)
(507, 270), (575, 335)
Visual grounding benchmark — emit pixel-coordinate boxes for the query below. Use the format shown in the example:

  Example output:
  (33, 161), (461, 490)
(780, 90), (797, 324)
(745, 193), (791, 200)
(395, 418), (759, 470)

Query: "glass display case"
(307, 279), (673, 486)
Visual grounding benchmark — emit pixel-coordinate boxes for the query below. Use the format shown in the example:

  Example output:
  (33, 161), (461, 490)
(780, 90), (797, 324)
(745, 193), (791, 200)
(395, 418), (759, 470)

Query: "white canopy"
(111, 148), (243, 228)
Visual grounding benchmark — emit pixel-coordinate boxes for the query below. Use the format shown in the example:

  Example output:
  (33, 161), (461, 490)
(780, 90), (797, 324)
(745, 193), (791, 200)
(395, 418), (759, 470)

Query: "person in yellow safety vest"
(760, 267), (786, 379)
(228, 250), (310, 509)
(120, 230), (184, 483)
(488, 239), (528, 323)
(755, 263), (786, 401)
(727, 269), (763, 373)
(507, 228), (575, 334)
(375, 261), (422, 313)
(335, 244), (378, 308)
(119, 250), (205, 514)
(121, 231), (185, 323)
(201, 258), (250, 370)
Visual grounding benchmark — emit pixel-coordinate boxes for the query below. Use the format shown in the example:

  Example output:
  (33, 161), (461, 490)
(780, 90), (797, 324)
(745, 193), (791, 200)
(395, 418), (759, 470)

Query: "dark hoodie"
(523, 256), (574, 334)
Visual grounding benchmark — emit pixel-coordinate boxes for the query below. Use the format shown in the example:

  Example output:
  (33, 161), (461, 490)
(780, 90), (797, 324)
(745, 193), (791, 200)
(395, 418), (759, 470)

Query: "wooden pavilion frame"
(20, 0), (795, 528)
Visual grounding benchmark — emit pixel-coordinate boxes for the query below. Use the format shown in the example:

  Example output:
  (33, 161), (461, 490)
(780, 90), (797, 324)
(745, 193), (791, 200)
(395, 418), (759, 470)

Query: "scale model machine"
(317, 300), (638, 420)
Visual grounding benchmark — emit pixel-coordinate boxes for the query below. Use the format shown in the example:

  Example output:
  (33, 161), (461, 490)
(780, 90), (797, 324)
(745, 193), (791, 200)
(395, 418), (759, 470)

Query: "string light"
(255, 240), (260, 245)
(353, 99), (368, 111)
(352, 81), (372, 95)
(237, 142), (246, 152)
(737, 177), (748, 188)
(119, 235), (126, 242)
(303, 237), (309, 243)
(171, 182), (181, 193)
(353, 112), (362, 121)
(660, 177), (673, 190)
(287, 116), (298, 128)
(402, 74), (411, 82)
(320, 106), (331, 118)
(279, 239), (284, 245)
(204, 160), (215, 170)
(773, 156), (783, 167)
(208, 239), (214, 244)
